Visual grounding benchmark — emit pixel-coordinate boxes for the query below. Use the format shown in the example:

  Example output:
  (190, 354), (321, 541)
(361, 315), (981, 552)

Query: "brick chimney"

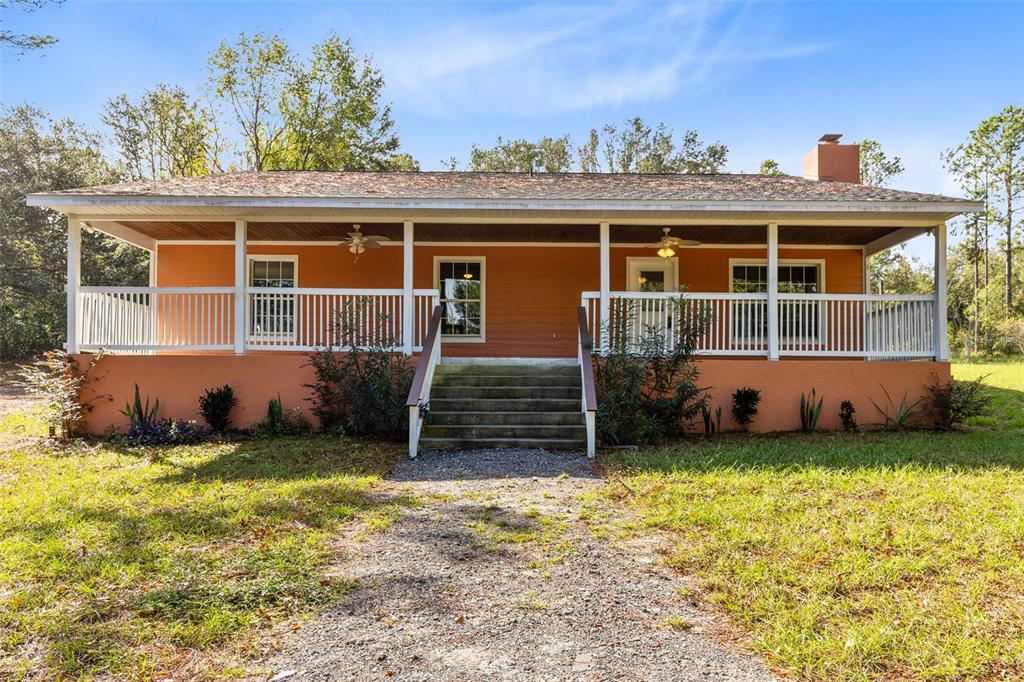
(803, 134), (860, 183)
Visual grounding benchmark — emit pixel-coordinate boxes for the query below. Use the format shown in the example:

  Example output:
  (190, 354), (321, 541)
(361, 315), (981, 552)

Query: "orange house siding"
(156, 243), (864, 358)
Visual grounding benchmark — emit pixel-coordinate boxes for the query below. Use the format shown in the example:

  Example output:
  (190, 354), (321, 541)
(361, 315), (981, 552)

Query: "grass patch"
(599, 361), (1024, 681)
(0, 414), (405, 679)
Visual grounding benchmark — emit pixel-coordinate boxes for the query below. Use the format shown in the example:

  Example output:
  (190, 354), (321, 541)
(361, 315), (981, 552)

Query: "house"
(27, 136), (981, 456)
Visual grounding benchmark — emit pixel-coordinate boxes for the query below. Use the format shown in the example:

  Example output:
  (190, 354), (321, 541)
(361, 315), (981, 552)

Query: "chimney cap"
(819, 133), (844, 144)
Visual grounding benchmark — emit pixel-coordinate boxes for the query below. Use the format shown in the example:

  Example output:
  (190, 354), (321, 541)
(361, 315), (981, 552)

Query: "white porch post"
(934, 222), (949, 361)
(66, 216), (81, 354)
(148, 245), (158, 287)
(599, 222), (610, 351)
(766, 223), (779, 360)
(403, 221), (415, 355)
(233, 220), (247, 356)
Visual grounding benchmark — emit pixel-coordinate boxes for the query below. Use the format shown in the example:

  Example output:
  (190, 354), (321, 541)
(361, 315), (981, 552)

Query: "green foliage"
(121, 384), (159, 430)
(700, 404), (722, 435)
(730, 387), (760, 429)
(305, 300), (413, 439)
(469, 135), (573, 173)
(198, 385), (236, 433)
(759, 159), (784, 176)
(593, 297), (709, 445)
(838, 400), (858, 432)
(799, 388), (823, 433)
(0, 105), (148, 358)
(1, 0), (63, 53)
(926, 375), (992, 429)
(869, 385), (921, 431)
(854, 138), (905, 186)
(254, 395), (308, 437)
(867, 248), (932, 295)
(17, 350), (106, 438)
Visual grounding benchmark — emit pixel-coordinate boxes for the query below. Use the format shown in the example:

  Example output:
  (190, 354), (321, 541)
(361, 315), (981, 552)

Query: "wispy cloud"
(371, 1), (829, 117)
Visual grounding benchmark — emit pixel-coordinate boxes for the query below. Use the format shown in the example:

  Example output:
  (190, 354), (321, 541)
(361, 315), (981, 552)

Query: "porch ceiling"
(93, 220), (913, 246)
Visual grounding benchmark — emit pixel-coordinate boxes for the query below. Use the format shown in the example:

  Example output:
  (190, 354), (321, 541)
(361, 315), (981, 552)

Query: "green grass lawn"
(0, 409), (406, 680)
(598, 360), (1024, 681)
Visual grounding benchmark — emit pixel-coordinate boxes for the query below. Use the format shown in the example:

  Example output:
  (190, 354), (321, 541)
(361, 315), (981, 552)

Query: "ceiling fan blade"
(363, 241), (383, 249)
(362, 235), (389, 242)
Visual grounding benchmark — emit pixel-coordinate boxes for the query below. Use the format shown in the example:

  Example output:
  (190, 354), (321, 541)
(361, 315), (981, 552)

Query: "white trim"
(599, 223), (610, 350)
(233, 221), (247, 355)
(83, 220), (156, 252)
(154, 239), (868, 249)
(403, 221), (415, 354)
(67, 216), (81, 354)
(433, 256), (486, 343)
(625, 257), (679, 292)
(767, 223), (779, 361)
(728, 258), (828, 293)
(27, 192), (984, 215)
(247, 254), (298, 344)
(934, 223), (949, 361)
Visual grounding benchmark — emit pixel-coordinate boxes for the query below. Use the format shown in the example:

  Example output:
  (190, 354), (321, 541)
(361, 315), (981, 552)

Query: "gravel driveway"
(260, 449), (779, 681)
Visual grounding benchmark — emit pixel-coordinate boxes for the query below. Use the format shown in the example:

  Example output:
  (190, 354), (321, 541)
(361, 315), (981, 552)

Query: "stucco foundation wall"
(695, 359), (949, 432)
(76, 353), (947, 436)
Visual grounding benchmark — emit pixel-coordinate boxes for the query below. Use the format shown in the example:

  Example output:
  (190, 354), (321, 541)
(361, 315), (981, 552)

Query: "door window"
(437, 260), (483, 338)
(249, 257), (297, 339)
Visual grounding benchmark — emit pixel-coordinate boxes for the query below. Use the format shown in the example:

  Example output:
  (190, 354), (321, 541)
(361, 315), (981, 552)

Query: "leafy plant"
(306, 300), (414, 439)
(870, 385), (921, 431)
(254, 395), (309, 438)
(17, 350), (107, 439)
(839, 400), (858, 432)
(925, 374), (992, 429)
(731, 387), (761, 430)
(198, 384), (237, 433)
(125, 418), (204, 447)
(593, 296), (710, 445)
(121, 384), (159, 430)
(701, 404), (722, 435)
(799, 388), (824, 433)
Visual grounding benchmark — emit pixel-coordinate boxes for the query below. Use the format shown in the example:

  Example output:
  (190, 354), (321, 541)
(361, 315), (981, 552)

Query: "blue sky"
(2, 0), (1022, 260)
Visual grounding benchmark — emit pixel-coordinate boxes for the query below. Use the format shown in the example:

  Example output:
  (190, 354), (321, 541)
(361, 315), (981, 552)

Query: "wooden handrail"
(578, 306), (597, 412)
(406, 305), (443, 407)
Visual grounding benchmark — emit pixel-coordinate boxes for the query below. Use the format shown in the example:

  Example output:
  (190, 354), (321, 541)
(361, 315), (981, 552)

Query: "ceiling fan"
(645, 228), (702, 258)
(340, 225), (388, 255)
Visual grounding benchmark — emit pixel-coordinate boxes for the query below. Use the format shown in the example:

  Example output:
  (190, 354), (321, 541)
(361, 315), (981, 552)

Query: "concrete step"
(428, 398), (581, 413)
(437, 364), (578, 377)
(428, 411), (584, 426)
(433, 374), (581, 388)
(422, 424), (587, 440)
(419, 436), (586, 451)
(432, 385), (581, 400)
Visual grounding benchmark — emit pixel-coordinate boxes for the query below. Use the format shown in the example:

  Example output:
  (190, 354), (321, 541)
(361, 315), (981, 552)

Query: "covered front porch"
(65, 218), (950, 362)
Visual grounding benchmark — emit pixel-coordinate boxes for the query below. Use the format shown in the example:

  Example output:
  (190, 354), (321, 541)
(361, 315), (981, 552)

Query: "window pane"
(281, 261), (295, 281)
(252, 260), (268, 280)
(438, 260), (483, 336)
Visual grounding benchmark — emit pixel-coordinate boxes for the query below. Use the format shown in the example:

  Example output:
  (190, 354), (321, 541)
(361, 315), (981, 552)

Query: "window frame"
(727, 258), (827, 345)
(247, 254), (299, 342)
(625, 256), (679, 292)
(432, 256), (486, 344)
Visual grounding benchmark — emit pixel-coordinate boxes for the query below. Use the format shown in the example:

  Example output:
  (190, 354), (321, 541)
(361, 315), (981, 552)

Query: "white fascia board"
(26, 193), (984, 216)
(864, 227), (929, 256)
(85, 220), (156, 252)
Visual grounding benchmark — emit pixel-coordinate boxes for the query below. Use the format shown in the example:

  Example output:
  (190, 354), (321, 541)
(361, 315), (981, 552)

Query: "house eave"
(25, 192), (983, 218)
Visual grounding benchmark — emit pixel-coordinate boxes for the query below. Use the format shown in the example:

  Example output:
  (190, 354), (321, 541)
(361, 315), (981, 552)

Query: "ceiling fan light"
(657, 246), (676, 258)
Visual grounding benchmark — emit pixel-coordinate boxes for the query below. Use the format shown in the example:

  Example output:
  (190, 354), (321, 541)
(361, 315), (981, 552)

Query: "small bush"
(839, 401), (858, 432)
(701, 404), (722, 435)
(121, 384), (159, 430)
(306, 301), (414, 439)
(18, 350), (107, 439)
(254, 395), (309, 438)
(731, 387), (761, 429)
(926, 375), (992, 429)
(125, 419), (204, 447)
(799, 388), (823, 433)
(870, 385), (921, 431)
(199, 385), (236, 433)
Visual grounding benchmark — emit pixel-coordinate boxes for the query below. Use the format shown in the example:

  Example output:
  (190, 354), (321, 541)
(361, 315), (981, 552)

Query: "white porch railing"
(77, 286), (439, 353)
(581, 291), (939, 359)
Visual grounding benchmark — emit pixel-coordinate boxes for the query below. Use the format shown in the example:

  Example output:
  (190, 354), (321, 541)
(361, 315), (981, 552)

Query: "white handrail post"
(933, 222), (949, 361)
(233, 220), (247, 356)
(403, 221), (414, 355)
(66, 215), (81, 354)
(599, 222), (610, 352)
(767, 223), (780, 360)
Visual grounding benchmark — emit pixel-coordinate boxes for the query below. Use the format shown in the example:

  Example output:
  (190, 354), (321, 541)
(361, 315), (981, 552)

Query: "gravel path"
(260, 449), (779, 681)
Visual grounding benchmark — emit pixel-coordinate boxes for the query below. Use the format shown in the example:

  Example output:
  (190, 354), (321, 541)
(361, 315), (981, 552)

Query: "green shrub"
(121, 384), (159, 430)
(198, 385), (236, 433)
(870, 385), (921, 431)
(925, 375), (992, 429)
(839, 400), (858, 432)
(731, 387), (761, 429)
(306, 300), (413, 439)
(254, 395), (309, 438)
(701, 404), (722, 435)
(593, 297), (709, 445)
(799, 388), (823, 433)
(17, 350), (106, 439)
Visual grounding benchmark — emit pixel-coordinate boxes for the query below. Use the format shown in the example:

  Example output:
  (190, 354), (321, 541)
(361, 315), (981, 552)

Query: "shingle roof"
(38, 171), (969, 204)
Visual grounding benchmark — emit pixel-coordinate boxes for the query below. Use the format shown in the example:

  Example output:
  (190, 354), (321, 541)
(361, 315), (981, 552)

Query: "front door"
(626, 257), (679, 293)
(623, 257), (679, 350)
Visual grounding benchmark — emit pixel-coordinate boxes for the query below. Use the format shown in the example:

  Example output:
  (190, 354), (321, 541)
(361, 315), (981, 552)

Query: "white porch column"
(599, 222), (610, 351)
(766, 223), (779, 360)
(148, 245), (158, 287)
(233, 220), (247, 356)
(403, 221), (415, 355)
(66, 216), (81, 354)
(934, 222), (949, 361)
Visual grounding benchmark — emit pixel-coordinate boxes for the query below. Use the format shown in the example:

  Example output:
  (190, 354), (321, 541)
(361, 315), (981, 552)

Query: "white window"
(730, 262), (823, 294)
(249, 256), (297, 340)
(729, 259), (826, 344)
(435, 258), (484, 341)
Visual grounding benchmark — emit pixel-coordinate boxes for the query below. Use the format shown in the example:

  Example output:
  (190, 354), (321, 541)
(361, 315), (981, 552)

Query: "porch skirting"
(75, 353), (948, 436)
